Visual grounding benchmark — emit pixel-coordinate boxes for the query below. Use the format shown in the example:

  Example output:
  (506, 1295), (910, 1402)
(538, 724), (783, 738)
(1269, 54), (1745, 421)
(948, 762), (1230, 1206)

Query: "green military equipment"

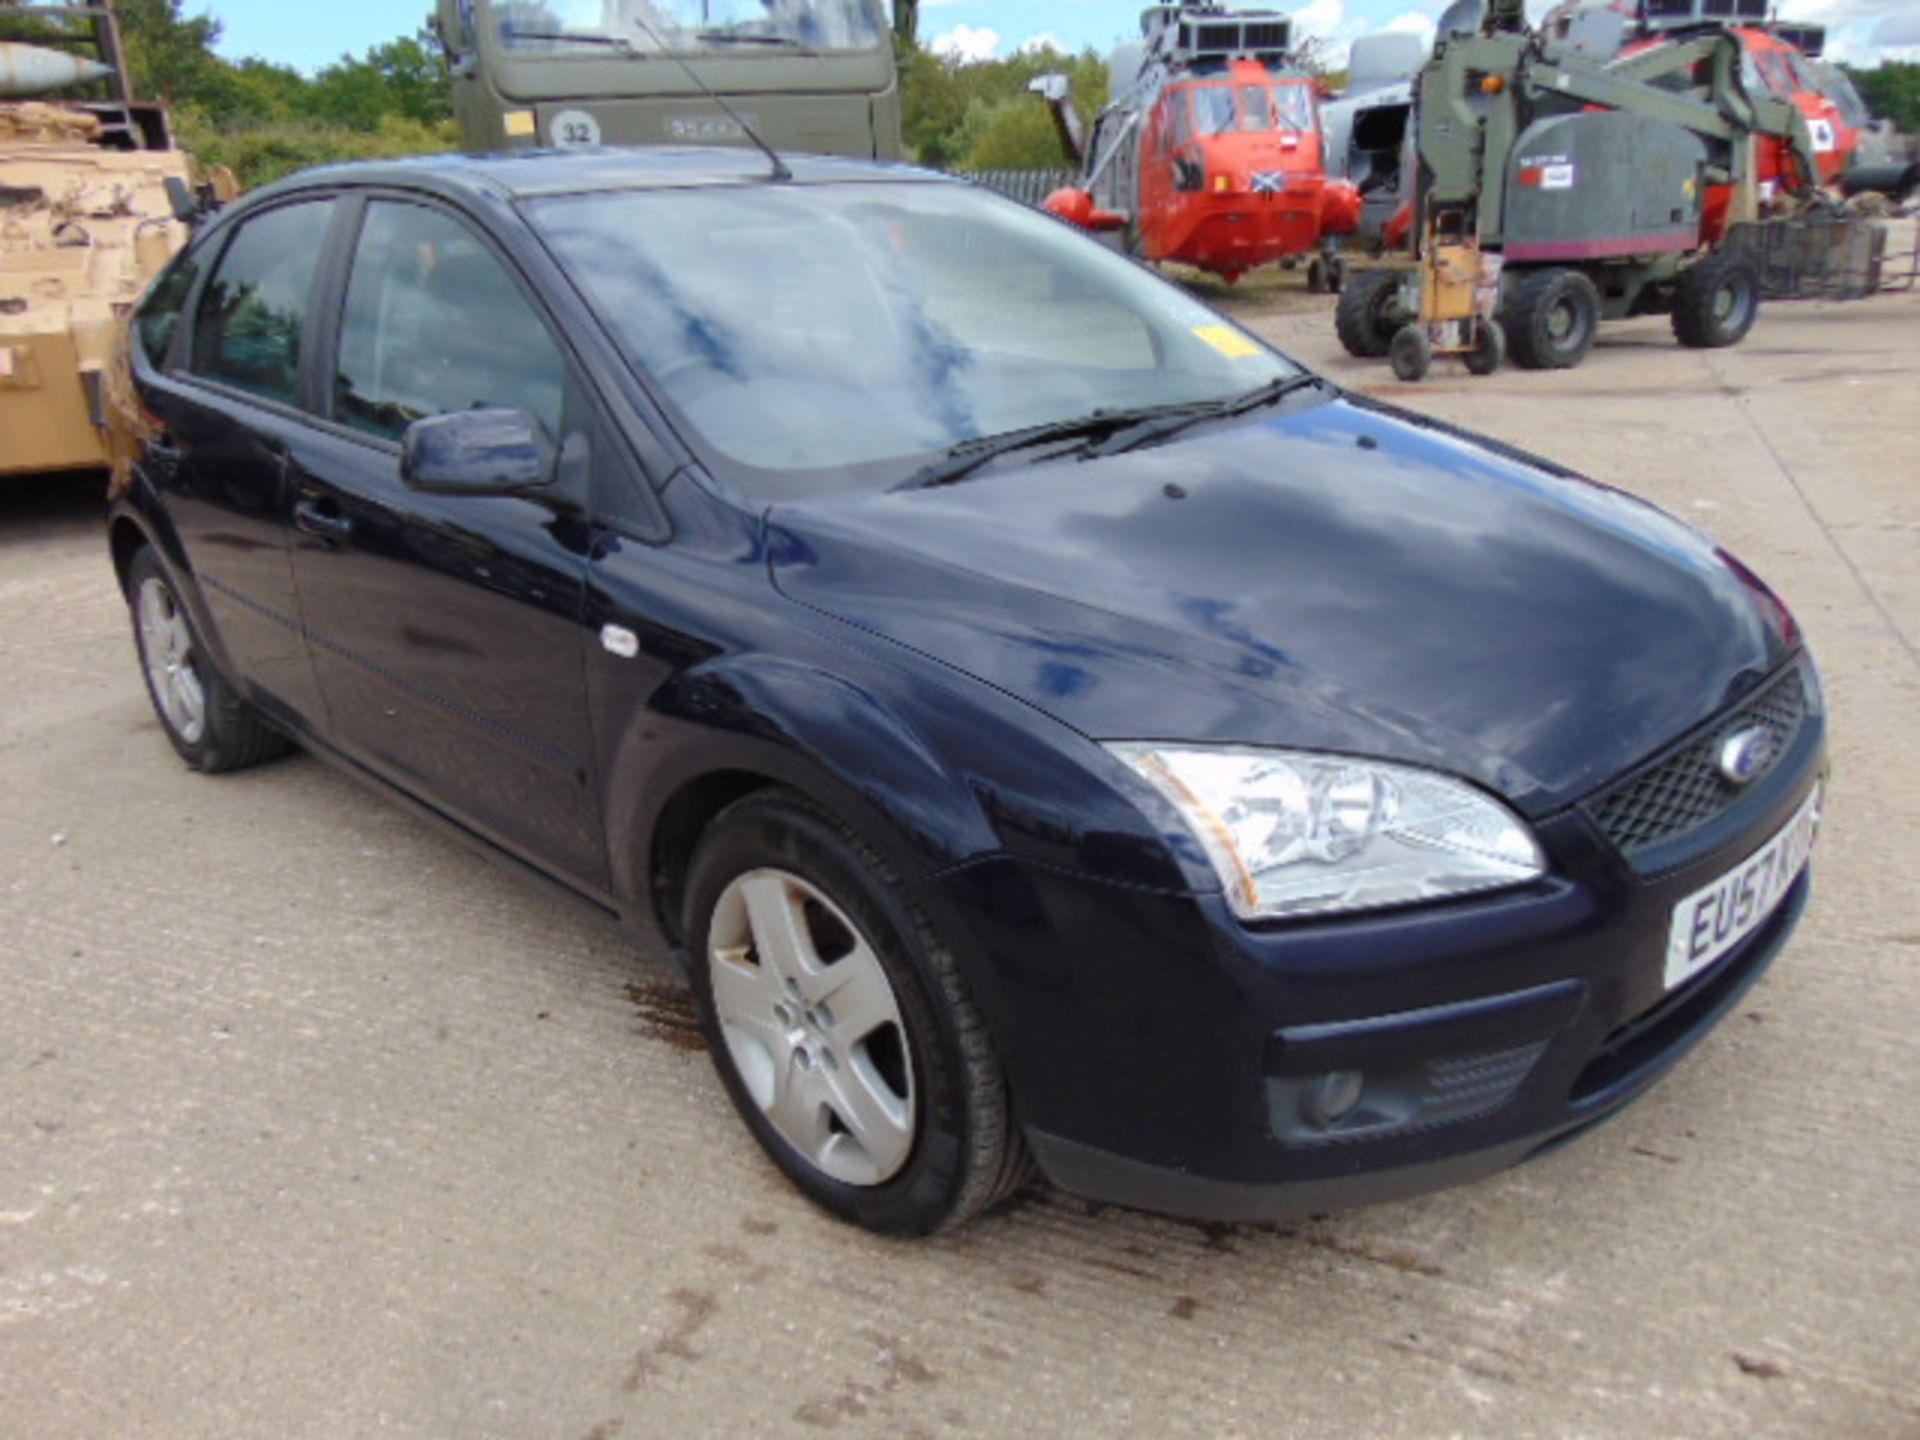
(434, 1), (902, 159)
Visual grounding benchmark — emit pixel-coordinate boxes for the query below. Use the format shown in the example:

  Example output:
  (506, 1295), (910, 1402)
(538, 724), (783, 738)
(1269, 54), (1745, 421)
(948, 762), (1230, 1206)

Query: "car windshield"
(529, 181), (1299, 496)
(495, 0), (882, 54)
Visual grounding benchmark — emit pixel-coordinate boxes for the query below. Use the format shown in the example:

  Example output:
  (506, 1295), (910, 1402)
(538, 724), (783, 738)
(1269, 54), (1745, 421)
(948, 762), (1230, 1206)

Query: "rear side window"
(191, 200), (335, 405)
(332, 201), (566, 443)
(135, 253), (199, 369)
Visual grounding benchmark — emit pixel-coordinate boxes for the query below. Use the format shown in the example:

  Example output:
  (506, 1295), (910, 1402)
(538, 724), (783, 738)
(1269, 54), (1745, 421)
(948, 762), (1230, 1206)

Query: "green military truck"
(433, 1), (903, 159)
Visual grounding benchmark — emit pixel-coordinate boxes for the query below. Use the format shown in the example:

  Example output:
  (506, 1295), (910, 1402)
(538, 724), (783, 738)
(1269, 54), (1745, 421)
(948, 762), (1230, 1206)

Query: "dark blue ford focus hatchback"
(112, 149), (1825, 1233)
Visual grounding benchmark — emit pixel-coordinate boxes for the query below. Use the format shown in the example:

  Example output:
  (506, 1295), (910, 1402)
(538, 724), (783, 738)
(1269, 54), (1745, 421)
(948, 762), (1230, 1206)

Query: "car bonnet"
(765, 396), (1794, 817)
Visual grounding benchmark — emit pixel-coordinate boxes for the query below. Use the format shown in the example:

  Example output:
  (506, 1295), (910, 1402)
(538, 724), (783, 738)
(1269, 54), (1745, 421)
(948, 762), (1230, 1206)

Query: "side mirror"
(400, 409), (556, 496)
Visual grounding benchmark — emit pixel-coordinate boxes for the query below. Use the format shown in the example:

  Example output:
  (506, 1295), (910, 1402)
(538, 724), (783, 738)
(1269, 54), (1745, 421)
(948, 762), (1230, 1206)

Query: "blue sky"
(208, 0), (1917, 74)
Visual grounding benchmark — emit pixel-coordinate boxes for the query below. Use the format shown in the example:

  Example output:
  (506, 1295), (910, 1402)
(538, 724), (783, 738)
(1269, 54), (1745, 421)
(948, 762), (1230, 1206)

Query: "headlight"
(1109, 745), (1546, 920)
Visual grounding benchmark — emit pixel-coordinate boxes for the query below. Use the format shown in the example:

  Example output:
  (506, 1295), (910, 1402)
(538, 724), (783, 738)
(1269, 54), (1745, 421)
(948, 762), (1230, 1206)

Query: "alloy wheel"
(706, 868), (916, 1186)
(137, 576), (206, 745)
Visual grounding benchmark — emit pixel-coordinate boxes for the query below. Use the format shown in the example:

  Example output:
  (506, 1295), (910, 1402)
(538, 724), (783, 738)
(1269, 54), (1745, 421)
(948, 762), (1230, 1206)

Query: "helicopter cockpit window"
(1752, 50), (1794, 95)
(495, 0), (883, 54)
(1269, 81), (1316, 133)
(1190, 86), (1241, 137)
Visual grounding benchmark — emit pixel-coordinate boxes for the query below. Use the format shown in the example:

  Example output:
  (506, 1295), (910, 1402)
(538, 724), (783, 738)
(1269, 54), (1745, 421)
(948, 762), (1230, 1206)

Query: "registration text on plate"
(1665, 785), (1820, 990)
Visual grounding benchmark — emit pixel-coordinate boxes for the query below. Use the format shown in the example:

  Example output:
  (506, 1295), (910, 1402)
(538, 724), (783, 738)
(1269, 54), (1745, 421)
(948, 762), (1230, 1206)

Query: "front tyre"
(1671, 254), (1759, 349)
(685, 790), (1029, 1234)
(1389, 323), (1432, 382)
(1463, 316), (1506, 377)
(126, 548), (288, 773)
(1335, 269), (1404, 357)
(1504, 267), (1600, 370)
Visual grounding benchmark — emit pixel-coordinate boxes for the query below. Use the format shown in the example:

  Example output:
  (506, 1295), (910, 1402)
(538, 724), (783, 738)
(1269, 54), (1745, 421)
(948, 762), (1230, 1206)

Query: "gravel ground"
(2, 273), (1917, 1439)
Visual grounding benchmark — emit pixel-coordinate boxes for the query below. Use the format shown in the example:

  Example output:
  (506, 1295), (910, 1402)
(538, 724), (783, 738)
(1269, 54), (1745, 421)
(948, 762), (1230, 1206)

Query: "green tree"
(897, 43), (1107, 171)
(116, 0), (228, 107)
(304, 29), (451, 131)
(900, 45), (967, 166)
(1845, 62), (1920, 135)
(965, 97), (1075, 171)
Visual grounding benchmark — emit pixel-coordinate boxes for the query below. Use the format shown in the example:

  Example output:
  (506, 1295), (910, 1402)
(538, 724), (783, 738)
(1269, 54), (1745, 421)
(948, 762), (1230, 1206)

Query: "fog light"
(1301, 1069), (1365, 1128)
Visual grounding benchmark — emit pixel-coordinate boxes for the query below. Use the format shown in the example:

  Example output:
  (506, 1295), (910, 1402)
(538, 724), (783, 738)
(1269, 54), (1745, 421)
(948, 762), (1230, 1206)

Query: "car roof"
(269, 146), (952, 203)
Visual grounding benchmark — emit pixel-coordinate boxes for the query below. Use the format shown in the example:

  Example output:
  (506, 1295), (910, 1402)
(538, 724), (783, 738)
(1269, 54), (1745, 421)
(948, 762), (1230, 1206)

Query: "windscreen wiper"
(898, 406), (1210, 491)
(504, 30), (643, 53)
(696, 32), (810, 49)
(1081, 373), (1330, 458)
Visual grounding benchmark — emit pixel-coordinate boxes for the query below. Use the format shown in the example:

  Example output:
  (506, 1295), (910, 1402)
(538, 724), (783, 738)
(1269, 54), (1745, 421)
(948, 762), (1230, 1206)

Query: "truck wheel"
(1336, 270), (1405, 358)
(685, 789), (1030, 1235)
(1671, 255), (1759, 349)
(1389, 324), (1432, 382)
(125, 548), (289, 773)
(1504, 267), (1600, 370)
(1464, 317), (1506, 377)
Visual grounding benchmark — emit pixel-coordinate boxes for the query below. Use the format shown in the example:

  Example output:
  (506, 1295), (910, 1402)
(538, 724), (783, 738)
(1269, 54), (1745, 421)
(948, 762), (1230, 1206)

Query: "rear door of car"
(285, 191), (610, 893)
(136, 195), (348, 734)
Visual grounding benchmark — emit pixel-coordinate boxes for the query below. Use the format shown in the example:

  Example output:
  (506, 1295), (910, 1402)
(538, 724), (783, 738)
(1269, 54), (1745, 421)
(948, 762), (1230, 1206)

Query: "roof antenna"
(624, 14), (793, 182)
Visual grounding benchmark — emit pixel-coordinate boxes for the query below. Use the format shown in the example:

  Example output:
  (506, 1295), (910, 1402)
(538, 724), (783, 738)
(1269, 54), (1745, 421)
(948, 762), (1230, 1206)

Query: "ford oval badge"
(1717, 727), (1773, 785)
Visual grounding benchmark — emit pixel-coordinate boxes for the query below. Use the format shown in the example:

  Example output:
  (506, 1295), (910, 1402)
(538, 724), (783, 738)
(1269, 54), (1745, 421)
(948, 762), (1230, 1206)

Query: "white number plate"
(1665, 785), (1821, 990)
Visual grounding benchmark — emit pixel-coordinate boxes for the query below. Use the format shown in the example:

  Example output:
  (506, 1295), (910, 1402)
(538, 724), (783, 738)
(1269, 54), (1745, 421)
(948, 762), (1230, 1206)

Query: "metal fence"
(1725, 214), (1917, 300)
(961, 169), (1076, 209)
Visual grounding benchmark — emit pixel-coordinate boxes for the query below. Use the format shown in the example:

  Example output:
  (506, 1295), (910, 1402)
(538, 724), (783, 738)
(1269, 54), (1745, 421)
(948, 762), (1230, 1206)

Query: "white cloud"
(1872, 9), (1920, 48)
(1019, 31), (1064, 55)
(1383, 10), (1439, 43)
(1293, 0), (1347, 38)
(930, 23), (1002, 62)
(1774, 0), (1920, 63)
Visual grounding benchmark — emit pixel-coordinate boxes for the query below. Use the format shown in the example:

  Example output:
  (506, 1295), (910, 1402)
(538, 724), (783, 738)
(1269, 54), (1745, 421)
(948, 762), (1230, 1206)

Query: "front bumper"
(1025, 875), (1805, 1221)
(921, 694), (1825, 1221)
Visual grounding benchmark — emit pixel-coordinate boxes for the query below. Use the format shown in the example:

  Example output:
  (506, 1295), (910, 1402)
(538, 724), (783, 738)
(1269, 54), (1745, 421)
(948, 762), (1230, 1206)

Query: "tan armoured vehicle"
(2, 2), (201, 481)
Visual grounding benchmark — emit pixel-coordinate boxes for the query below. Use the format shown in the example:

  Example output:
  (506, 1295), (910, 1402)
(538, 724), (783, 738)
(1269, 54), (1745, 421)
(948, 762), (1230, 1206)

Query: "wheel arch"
(108, 512), (148, 595)
(610, 654), (1011, 956)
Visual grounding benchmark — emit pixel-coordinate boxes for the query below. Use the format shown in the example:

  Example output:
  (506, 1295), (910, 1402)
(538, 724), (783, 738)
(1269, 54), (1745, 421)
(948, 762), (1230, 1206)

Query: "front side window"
(332, 202), (566, 444)
(495, 0), (881, 54)
(532, 181), (1296, 495)
(191, 200), (336, 405)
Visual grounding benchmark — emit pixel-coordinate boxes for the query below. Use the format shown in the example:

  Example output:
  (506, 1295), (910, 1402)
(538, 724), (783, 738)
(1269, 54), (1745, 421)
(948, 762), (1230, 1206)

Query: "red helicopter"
(1544, 0), (1882, 239)
(1032, 4), (1362, 285)
(1631, 24), (1861, 244)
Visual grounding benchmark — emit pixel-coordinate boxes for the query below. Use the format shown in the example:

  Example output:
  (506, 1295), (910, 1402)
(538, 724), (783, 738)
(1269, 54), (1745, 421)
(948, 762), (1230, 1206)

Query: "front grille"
(1588, 665), (1809, 863)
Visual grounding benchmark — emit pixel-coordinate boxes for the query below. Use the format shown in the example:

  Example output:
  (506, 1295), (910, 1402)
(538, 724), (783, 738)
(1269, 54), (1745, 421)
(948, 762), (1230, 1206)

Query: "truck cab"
(435, 0), (902, 159)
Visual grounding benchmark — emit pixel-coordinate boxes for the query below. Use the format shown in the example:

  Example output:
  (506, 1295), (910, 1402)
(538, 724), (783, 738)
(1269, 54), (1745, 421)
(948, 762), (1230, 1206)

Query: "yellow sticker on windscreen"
(504, 110), (537, 137)
(1192, 325), (1262, 358)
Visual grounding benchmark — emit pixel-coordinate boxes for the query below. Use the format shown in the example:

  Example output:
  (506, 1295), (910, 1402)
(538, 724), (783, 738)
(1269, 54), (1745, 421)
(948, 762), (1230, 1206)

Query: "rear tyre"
(1671, 254), (1759, 349)
(1335, 269), (1406, 358)
(1389, 324), (1432, 382)
(1504, 267), (1600, 370)
(1463, 317), (1506, 377)
(684, 790), (1029, 1235)
(125, 547), (288, 773)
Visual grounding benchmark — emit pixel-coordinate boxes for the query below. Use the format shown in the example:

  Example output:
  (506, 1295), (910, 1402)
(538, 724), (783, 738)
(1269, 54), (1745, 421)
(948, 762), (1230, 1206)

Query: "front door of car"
(286, 197), (609, 893)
